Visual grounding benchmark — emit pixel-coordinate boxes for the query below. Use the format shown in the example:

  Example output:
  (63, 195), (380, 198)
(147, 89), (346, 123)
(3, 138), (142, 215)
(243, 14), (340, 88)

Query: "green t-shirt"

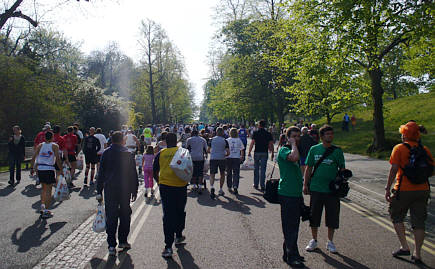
(277, 146), (303, 197)
(306, 143), (345, 193)
(143, 128), (152, 138)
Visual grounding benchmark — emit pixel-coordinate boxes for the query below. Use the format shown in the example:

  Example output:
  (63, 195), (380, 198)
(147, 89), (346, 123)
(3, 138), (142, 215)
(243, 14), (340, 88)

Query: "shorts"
(210, 159), (226, 174)
(299, 156), (307, 166)
(192, 161), (204, 178)
(145, 138), (151, 145)
(68, 154), (77, 163)
(309, 191), (340, 229)
(389, 190), (430, 229)
(85, 154), (99, 165)
(37, 170), (56, 184)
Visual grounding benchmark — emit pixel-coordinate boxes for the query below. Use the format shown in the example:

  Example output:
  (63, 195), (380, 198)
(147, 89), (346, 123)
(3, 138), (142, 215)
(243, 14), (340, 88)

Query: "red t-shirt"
(53, 133), (65, 150)
(34, 131), (46, 148)
(63, 133), (78, 155)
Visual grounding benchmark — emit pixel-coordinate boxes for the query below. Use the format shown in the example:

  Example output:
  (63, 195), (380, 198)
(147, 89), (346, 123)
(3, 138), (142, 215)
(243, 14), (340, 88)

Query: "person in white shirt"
(124, 129), (139, 155)
(226, 128), (245, 195)
(94, 128), (107, 174)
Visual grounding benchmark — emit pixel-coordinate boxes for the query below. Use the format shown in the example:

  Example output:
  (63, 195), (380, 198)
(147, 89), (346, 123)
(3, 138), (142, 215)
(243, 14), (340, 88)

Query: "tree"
(286, 0), (434, 151)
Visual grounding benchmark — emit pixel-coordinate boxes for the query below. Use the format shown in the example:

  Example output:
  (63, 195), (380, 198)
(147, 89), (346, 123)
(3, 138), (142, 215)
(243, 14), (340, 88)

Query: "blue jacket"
(97, 144), (138, 199)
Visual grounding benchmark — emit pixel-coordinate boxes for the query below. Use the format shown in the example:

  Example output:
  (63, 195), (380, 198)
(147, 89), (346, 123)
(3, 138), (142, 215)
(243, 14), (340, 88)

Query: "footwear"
(68, 182), (75, 188)
(118, 242), (131, 249)
(8, 180), (14, 186)
(210, 188), (216, 199)
(16, 180), (20, 185)
(260, 187), (265, 193)
(90, 180), (94, 186)
(326, 240), (338, 253)
(233, 188), (238, 195)
(228, 187), (232, 193)
(197, 187), (202, 195)
(392, 248), (410, 257)
(84, 178), (88, 185)
(108, 247), (116, 256)
(287, 259), (305, 268)
(218, 189), (225, 196)
(41, 210), (53, 219)
(35, 178), (40, 185)
(174, 236), (186, 245)
(161, 247), (173, 258)
(305, 239), (318, 251)
(253, 185), (259, 190)
(411, 255), (423, 265)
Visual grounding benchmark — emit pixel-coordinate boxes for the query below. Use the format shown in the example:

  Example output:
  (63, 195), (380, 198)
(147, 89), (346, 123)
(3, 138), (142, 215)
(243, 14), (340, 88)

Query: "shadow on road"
(176, 245), (200, 269)
(31, 199), (62, 213)
(79, 185), (97, 200)
(314, 249), (370, 269)
(11, 219), (66, 253)
(0, 184), (16, 197)
(90, 251), (134, 269)
(21, 184), (40, 197)
(236, 194), (266, 208)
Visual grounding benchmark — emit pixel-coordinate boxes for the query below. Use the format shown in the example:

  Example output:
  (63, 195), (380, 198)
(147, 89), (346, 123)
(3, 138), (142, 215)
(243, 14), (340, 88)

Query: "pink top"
(142, 153), (154, 169)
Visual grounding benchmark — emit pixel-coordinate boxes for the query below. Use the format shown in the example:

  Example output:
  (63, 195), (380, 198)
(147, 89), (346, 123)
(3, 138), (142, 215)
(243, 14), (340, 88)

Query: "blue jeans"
(254, 152), (268, 189)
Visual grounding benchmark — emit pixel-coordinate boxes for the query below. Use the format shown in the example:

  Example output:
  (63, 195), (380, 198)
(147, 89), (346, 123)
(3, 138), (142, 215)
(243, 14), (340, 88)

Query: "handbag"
(263, 160), (280, 204)
(92, 203), (106, 233)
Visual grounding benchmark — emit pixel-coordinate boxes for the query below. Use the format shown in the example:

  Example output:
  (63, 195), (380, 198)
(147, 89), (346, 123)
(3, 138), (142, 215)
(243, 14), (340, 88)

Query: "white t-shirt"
(94, 133), (107, 155)
(226, 137), (245, 159)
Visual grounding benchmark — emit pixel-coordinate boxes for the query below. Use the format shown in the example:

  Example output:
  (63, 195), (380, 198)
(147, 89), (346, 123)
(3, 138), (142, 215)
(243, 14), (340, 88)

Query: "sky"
(47, 0), (220, 105)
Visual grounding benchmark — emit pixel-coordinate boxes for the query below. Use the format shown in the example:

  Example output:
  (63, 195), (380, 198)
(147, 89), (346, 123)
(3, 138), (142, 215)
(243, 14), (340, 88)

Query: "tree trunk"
(148, 41), (157, 124)
(369, 68), (386, 151)
(326, 113), (331, 124)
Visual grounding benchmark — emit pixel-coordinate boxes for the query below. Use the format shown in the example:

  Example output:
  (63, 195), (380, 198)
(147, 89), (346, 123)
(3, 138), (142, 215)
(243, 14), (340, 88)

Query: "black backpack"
(401, 143), (433, 184)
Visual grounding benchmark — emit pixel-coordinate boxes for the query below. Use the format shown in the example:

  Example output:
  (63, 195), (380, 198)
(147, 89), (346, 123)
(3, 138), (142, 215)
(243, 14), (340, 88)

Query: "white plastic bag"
(135, 155), (143, 166)
(54, 175), (70, 202)
(240, 156), (255, 170)
(92, 204), (106, 233)
(63, 164), (71, 184)
(169, 147), (193, 182)
(203, 159), (210, 174)
(76, 153), (84, 170)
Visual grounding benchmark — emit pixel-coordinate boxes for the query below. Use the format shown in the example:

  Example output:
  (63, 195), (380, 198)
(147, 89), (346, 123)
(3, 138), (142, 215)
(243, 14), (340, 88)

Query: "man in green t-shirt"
(303, 125), (345, 254)
(277, 126), (305, 268)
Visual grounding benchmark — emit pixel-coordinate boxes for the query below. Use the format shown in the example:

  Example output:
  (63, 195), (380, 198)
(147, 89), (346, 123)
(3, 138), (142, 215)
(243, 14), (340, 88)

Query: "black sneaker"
(90, 180), (94, 186)
(162, 247), (173, 258)
(210, 188), (216, 199)
(68, 182), (75, 188)
(8, 180), (14, 186)
(16, 180), (20, 185)
(197, 187), (202, 195)
(253, 185), (259, 190)
(174, 236), (186, 246)
(84, 178), (88, 185)
(260, 187), (265, 193)
(41, 211), (53, 219)
(233, 188), (238, 195)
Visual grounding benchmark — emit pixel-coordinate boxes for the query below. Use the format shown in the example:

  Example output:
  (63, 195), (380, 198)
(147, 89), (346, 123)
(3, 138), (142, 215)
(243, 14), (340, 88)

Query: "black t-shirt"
(83, 135), (101, 156)
(252, 128), (273, 153)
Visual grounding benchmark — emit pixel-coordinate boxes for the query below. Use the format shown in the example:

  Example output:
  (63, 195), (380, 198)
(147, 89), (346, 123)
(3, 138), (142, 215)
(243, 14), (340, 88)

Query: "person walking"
(303, 125), (345, 253)
(186, 130), (208, 194)
(208, 127), (230, 199)
(52, 125), (71, 186)
(299, 127), (316, 176)
(226, 128), (244, 195)
(142, 145), (155, 202)
(63, 126), (78, 181)
(278, 126), (305, 268)
(238, 125), (248, 161)
(83, 127), (101, 186)
(8, 125), (25, 186)
(96, 131), (138, 256)
(248, 120), (274, 192)
(124, 129), (139, 156)
(351, 114), (357, 130)
(179, 127), (191, 149)
(94, 128), (107, 174)
(153, 133), (189, 258)
(385, 121), (433, 264)
(30, 131), (63, 219)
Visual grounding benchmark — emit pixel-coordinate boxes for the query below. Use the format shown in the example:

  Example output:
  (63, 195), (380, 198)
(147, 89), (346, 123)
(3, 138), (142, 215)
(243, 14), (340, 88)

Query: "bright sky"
(49, 0), (219, 105)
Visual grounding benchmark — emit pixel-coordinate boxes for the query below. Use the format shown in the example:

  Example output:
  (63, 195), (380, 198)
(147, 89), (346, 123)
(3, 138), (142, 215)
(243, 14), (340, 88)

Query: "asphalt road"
(0, 148), (434, 268)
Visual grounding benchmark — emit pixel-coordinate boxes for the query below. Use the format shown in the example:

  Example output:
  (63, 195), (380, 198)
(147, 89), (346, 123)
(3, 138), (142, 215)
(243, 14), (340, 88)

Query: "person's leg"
(84, 161), (90, 181)
(90, 163), (96, 182)
(325, 194), (340, 241)
(409, 190), (429, 259)
(160, 185), (176, 248)
(8, 157), (14, 184)
(219, 162), (225, 190)
(259, 153), (268, 190)
(70, 160), (76, 179)
(280, 195), (302, 262)
(413, 229), (425, 259)
(15, 158), (21, 182)
(309, 192), (323, 241)
(118, 197), (132, 244)
(42, 183), (53, 209)
(175, 186), (187, 238)
(226, 159), (233, 189)
(393, 223), (410, 250)
(253, 153), (260, 188)
(233, 158), (240, 189)
(104, 198), (119, 248)
(389, 193), (411, 252)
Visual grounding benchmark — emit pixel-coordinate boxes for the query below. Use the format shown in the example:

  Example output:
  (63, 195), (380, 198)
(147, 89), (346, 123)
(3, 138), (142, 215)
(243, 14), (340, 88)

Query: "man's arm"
(385, 164), (398, 203)
(286, 138), (299, 162)
(30, 144), (42, 174)
(53, 144), (63, 177)
(129, 154), (138, 201)
(248, 139), (255, 156)
(96, 152), (107, 195)
(268, 140), (274, 159)
(303, 166), (312, 195)
(95, 138), (101, 153)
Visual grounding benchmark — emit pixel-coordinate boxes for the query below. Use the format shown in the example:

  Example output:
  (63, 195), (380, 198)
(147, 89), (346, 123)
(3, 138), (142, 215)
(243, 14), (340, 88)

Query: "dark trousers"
(160, 184), (187, 248)
(279, 195), (303, 263)
(9, 156), (22, 183)
(104, 192), (132, 248)
(226, 158), (241, 189)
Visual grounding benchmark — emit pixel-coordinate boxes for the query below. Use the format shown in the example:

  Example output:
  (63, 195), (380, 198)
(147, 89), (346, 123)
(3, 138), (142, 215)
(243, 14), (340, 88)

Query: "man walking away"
(303, 125), (345, 253)
(278, 126), (305, 268)
(385, 121), (433, 264)
(83, 127), (101, 186)
(94, 128), (107, 176)
(97, 131), (138, 256)
(208, 127), (230, 199)
(186, 130), (208, 194)
(63, 127), (78, 181)
(153, 133), (188, 258)
(226, 128), (244, 194)
(248, 120), (274, 192)
(299, 127), (316, 176)
(238, 125), (248, 161)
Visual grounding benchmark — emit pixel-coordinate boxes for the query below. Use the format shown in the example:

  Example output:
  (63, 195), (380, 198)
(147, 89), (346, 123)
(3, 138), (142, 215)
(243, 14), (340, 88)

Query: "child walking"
(142, 145), (155, 202)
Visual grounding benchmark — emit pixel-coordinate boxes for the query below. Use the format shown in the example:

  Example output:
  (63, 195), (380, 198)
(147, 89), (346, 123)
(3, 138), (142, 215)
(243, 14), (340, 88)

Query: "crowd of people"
(5, 119), (433, 267)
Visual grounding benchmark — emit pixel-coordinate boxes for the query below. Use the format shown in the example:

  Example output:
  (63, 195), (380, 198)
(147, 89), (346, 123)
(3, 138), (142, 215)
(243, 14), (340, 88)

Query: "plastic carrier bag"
(54, 175), (70, 202)
(76, 153), (84, 170)
(169, 147), (193, 182)
(203, 159), (210, 174)
(240, 156), (255, 170)
(135, 154), (143, 166)
(92, 203), (106, 233)
(63, 164), (71, 184)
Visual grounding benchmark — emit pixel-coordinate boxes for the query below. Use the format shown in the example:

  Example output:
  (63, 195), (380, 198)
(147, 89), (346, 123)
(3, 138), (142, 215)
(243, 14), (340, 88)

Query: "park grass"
(314, 91), (435, 159)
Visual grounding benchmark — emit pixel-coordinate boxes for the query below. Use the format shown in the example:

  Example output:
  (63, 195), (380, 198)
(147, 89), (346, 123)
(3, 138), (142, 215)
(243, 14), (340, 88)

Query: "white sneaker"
(305, 239), (318, 251)
(326, 240), (337, 253)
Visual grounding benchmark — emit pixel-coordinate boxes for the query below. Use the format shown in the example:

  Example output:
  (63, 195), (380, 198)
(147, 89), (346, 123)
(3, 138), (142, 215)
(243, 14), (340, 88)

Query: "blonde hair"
(230, 128), (238, 138)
